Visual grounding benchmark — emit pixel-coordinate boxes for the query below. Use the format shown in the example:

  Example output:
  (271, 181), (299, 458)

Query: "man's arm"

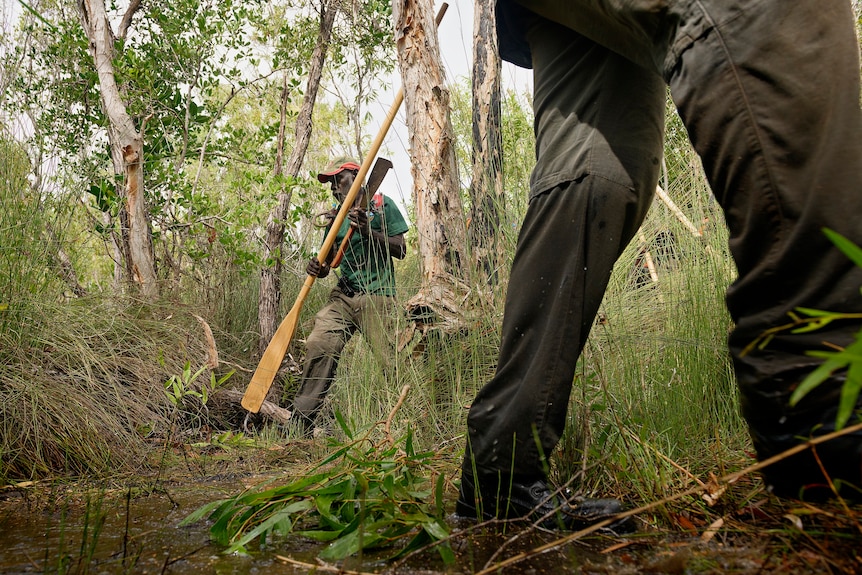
(348, 208), (407, 259)
(382, 232), (406, 259)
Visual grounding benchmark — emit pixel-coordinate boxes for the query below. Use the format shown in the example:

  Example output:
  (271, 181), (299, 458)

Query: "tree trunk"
(78, 0), (157, 299)
(393, 0), (471, 334)
(468, 0), (504, 285)
(258, 0), (337, 355)
(44, 224), (88, 298)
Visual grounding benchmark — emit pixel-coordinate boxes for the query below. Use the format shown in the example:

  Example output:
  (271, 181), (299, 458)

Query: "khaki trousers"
(293, 287), (398, 426)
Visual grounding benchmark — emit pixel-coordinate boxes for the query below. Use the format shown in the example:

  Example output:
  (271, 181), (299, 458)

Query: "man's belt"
(337, 275), (359, 298)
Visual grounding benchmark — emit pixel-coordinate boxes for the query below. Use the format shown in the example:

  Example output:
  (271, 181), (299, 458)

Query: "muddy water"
(0, 476), (285, 574)
(0, 475), (616, 574)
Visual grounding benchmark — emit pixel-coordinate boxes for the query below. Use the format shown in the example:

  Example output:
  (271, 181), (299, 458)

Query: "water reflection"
(0, 478), (617, 574)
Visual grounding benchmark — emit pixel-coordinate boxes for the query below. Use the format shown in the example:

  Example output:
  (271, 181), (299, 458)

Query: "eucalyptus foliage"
(182, 420), (454, 564)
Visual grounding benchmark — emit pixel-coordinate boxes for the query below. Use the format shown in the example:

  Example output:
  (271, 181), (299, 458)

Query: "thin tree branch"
(117, 0), (142, 40)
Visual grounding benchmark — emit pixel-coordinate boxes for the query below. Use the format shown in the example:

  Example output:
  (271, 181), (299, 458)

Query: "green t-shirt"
(333, 194), (408, 296)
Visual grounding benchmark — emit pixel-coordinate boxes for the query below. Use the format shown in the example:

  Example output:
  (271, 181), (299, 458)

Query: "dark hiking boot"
(456, 472), (634, 533)
(750, 425), (862, 502)
(740, 371), (862, 502)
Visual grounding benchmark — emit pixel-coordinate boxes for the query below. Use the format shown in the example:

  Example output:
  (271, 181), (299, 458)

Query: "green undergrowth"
(181, 414), (454, 564)
(0, 295), (241, 483)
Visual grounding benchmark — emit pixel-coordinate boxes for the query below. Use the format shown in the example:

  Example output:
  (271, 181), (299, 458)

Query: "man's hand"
(348, 207), (371, 236)
(306, 257), (330, 279)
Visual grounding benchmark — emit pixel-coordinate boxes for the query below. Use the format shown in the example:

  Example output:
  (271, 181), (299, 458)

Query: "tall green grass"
(316, 103), (749, 506)
(1, 98), (750, 509)
(0, 295), (240, 482)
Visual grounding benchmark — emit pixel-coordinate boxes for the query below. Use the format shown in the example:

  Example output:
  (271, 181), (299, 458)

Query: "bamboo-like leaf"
(340, 475), (358, 523)
(424, 520), (455, 564)
(211, 505), (256, 546)
(836, 345), (862, 429)
(334, 409), (354, 439)
(391, 529), (431, 560)
(823, 228), (862, 268)
(795, 307), (842, 318)
(295, 529), (343, 542)
(405, 427), (415, 456)
(319, 520), (389, 561)
(790, 356), (847, 406)
(791, 333), (862, 430)
(318, 443), (354, 467)
(315, 494), (349, 530)
(225, 509), (294, 553)
(791, 316), (837, 334)
(421, 517), (449, 540)
(434, 473), (445, 519)
(178, 499), (228, 526)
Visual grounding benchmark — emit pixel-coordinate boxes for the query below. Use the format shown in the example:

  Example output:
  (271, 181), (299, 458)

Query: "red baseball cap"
(317, 158), (361, 183)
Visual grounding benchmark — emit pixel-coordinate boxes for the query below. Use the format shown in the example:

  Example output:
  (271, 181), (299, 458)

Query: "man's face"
(330, 170), (357, 204)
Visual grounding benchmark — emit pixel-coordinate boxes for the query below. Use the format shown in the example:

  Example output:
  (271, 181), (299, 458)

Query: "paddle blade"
(241, 304), (302, 413)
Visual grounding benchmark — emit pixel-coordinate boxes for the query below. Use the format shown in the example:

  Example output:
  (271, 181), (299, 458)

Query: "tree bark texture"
(44, 224), (88, 298)
(469, 0), (505, 285)
(258, 0), (337, 355)
(78, 0), (157, 299)
(393, 0), (470, 329)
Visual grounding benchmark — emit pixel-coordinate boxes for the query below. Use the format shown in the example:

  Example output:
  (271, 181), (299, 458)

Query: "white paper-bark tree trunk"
(78, 0), (157, 299)
(393, 0), (471, 334)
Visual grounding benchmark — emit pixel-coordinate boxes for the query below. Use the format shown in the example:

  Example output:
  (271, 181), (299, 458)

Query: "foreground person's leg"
(460, 12), (665, 527)
(666, 0), (862, 499)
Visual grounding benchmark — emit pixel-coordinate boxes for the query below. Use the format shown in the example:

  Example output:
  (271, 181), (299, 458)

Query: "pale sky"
(368, 0), (534, 214)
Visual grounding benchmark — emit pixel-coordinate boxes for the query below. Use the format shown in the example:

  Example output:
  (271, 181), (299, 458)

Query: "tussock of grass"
(0, 296), (235, 482)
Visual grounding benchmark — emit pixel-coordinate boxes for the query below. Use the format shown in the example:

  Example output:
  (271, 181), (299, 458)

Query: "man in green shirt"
(292, 158), (409, 433)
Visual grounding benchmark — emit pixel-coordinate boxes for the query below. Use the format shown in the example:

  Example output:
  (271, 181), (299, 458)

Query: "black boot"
(740, 371), (862, 502)
(456, 472), (633, 533)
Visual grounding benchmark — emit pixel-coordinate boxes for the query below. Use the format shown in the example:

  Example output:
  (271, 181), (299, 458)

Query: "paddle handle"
(241, 2), (449, 414)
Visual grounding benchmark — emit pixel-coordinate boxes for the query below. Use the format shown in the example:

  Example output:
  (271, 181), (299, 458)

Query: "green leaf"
(334, 410), (354, 439)
(791, 333), (862, 429)
(422, 517), (450, 540)
(318, 522), (387, 561)
(423, 520), (455, 564)
(791, 315), (839, 334)
(179, 499), (227, 526)
(794, 307), (841, 318)
(315, 495), (346, 530)
(391, 529), (431, 560)
(295, 529), (342, 542)
(836, 354), (862, 429)
(225, 509), (294, 553)
(790, 356), (847, 406)
(823, 228), (862, 269)
(434, 473), (445, 519)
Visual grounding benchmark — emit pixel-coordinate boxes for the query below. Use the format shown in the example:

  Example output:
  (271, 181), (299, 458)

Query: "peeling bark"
(469, 0), (504, 285)
(78, 0), (157, 299)
(393, 0), (471, 332)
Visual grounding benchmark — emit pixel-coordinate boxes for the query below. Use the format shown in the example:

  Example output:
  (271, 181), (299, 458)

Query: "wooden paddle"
(241, 3), (448, 413)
